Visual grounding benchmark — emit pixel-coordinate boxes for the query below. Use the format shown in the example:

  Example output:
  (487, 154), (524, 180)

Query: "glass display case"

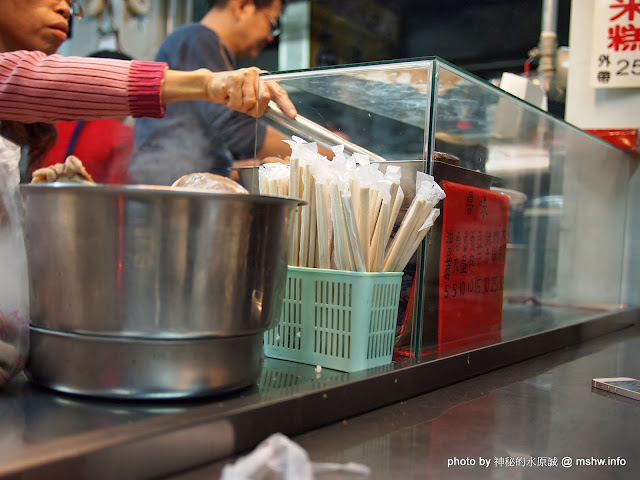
(259, 56), (640, 358)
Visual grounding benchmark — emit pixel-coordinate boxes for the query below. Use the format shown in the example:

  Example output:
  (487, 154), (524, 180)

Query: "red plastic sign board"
(436, 181), (509, 351)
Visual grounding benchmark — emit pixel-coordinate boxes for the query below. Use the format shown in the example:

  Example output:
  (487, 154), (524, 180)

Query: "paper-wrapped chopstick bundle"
(258, 137), (445, 273)
(282, 137), (322, 266)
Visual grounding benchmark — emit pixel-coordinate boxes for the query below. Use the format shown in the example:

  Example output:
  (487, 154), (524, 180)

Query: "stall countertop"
(173, 322), (640, 479)
(1, 307), (637, 479)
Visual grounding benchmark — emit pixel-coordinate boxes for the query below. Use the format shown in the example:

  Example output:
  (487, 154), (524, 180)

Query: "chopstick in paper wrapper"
(369, 180), (392, 272)
(314, 181), (332, 269)
(299, 163), (312, 267)
(309, 157), (333, 269)
(341, 187), (367, 272)
(394, 208), (440, 274)
(382, 166), (404, 248)
(383, 172), (445, 272)
(329, 181), (351, 270)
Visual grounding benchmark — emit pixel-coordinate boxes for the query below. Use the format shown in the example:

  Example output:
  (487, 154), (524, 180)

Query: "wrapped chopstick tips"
(257, 136), (445, 272)
(258, 162), (289, 197)
(383, 173), (445, 272)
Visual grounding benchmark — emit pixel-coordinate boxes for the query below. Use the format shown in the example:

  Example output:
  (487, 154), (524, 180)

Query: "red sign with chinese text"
(437, 181), (509, 351)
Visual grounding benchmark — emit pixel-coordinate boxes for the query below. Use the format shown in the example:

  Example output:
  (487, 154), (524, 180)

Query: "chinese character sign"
(590, 0), (640, 88)
(436, 181), (509, 350)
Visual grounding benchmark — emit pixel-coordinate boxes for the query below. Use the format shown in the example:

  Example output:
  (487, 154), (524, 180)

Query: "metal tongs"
(266, 101), (387, 163)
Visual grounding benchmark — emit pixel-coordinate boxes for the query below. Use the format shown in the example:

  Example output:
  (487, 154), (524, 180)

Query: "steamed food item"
(171, 172), (248, 194)
(31, 155), (95, 184)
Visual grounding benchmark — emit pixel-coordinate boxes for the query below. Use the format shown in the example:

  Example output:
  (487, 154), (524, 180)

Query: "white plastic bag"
(0, 136), (29, 387)
(220, 433), (370, 480)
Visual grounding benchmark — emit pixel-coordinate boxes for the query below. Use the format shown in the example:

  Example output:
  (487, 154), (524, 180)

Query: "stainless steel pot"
(21, 184), (301, 338)
(27, 326), (264, 399)
(232, 166), (261, 194)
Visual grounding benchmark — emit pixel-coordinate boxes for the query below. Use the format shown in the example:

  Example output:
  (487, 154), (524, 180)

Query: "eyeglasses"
(261, 12), (280, 37)
(67, 1), (84, 20)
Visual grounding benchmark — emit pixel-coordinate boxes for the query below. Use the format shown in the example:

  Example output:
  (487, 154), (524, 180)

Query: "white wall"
(565, 0), (640, 128)
(59, 0), (185, 61)
(563, 0), (640, 307)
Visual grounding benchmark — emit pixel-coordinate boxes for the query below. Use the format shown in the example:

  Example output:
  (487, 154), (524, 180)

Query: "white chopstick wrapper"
(369, 180), (392, 272)
(394, 208), (440, 273)
(342, 189), (367, 272)
(383, 166), (403, 246)
(329, 181), (351, 270)
(383, 173), (445, 272)
(299, 163), (312, 267)
(306, 175), (317, 268)
(314, 181), (332, 269)
(259, 165), (269, 196)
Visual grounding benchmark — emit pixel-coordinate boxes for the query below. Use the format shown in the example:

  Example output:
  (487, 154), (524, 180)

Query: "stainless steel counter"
(0, 306), (637, 479)
(175, 320), (640, 479)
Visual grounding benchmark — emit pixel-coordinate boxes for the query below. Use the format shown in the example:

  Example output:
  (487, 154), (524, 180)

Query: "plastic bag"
(220, 433), (371, 480)
(0, 136), (29, 387)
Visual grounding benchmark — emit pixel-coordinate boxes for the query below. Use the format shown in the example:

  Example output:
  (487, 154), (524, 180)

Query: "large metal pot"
(27, 326), (264, 399)
(21, 184), (300, 339)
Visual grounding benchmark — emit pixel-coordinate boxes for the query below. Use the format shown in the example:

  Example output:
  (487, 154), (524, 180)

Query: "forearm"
(0, 52), (296, 125)
(161, 69), (211, 103)
(257, 126), (297, 159)
(0, 51), (165, 122)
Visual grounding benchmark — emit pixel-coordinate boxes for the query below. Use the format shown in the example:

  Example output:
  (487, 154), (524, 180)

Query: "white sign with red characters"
(590, 0), (640, 88)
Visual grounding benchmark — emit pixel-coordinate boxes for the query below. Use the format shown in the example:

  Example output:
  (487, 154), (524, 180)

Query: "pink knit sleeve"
(0, 51), (167, 123)
(128, 61), (166, 118)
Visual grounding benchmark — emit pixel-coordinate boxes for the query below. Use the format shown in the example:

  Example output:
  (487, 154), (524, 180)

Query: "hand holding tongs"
(265, 101), (387, 163)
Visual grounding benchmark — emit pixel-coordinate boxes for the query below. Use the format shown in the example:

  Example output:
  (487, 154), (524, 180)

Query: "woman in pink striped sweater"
(0, 1), (298, 388)
(0, 0), (296, 163)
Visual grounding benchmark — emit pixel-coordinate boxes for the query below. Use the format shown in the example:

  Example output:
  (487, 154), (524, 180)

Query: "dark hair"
(0, 122), (57, 166)
(208, 0), (279, 9)
(88, 50), (133, 61)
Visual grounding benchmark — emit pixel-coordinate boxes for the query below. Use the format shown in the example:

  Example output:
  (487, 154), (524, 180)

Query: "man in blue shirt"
(130, 0), (293, 185)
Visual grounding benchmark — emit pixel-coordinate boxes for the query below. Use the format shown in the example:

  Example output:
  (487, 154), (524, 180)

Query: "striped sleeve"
(0, 50), (167, 123)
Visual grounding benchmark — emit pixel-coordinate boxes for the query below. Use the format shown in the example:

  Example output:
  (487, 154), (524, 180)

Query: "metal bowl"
(26, 326), (263, 399)
(21, 184), (300, 338)
(232, 166), (261, 194)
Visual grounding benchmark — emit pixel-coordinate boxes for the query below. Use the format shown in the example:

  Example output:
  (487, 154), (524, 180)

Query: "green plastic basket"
(264, 266), (402, 372)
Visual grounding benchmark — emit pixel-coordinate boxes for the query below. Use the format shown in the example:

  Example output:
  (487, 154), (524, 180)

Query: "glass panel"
(260, 56), (636, 364)
(263, 59), (434, 160)
(422, 59), (632, 354)
(260, 60), (435, 359)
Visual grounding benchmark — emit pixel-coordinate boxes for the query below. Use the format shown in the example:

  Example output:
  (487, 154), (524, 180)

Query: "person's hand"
(207, 68), (297, 119)
(263, 81), (297, 119)
(162, 67), (297, 118)
(208, 67), (263, 116)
